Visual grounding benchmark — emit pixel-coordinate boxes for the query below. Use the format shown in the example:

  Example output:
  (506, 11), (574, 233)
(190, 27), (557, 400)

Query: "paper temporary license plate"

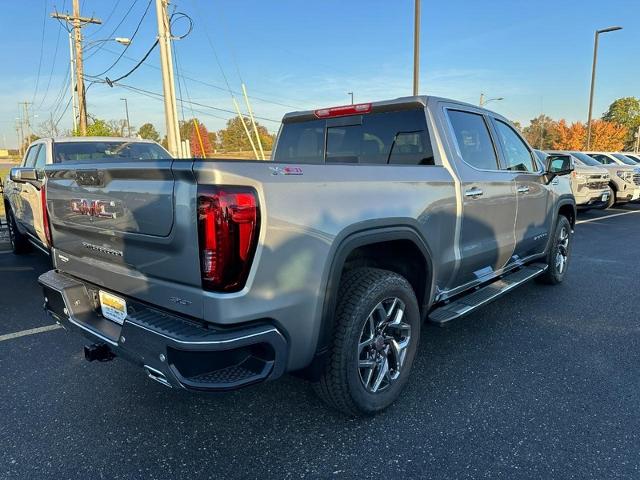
(99, 290), (128, 325)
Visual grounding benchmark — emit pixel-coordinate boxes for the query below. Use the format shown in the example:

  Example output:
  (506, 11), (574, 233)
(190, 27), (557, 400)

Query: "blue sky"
(0, 0), (637, 148)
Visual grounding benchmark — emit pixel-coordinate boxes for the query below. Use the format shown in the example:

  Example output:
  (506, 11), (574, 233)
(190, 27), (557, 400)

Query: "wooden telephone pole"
(51, 0), (101, 135)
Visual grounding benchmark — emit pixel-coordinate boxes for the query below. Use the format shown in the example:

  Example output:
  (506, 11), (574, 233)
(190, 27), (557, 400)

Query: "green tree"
(602, 97), (640, 150)
(522, 115), (559, 149)
(73, 117), (113, 137)
(218, 116), (274, 154)
(138, 122), (161, 142)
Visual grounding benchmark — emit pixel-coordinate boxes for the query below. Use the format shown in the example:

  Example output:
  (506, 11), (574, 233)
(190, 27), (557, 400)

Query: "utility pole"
(479, 93), (485, 107)
(19, 102), (33, 146)
(155, 0), (181, 157)
(635, 126), (640, 153)
(51, 1), (101, 136)
(121, 98), (132, 137)
(412, 0), (421, 96)
(68, 31), (78, 132)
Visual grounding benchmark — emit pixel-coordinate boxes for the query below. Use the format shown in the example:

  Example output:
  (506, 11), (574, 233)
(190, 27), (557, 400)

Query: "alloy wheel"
(357, 297), (411, 393)
(555, 226), (569, 274)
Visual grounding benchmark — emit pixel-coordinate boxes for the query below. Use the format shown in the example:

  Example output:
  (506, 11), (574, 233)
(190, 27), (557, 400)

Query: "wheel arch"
(301, 223), (436, 380)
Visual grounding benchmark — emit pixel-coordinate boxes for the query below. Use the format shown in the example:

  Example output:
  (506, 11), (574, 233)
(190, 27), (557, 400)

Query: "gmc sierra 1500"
(38, 96), (576, 416)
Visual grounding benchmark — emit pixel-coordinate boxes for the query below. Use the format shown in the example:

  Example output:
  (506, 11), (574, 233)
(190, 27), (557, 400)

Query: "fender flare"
(306, 222), (436, 378)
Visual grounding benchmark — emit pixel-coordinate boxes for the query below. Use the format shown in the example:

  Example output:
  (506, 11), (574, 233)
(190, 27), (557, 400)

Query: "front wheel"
(538, 215), (573, 285)
(604, 186), (616, 209)
(313, 268), (421, 416)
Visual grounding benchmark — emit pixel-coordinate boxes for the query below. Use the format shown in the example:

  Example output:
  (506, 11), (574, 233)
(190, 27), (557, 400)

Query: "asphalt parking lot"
(1, 205), (640, 480)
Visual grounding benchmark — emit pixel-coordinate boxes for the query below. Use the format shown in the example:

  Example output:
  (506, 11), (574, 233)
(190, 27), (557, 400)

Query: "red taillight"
(314, 102), (372, 118)
(40, 184), (53, 247)
(197, 187), (260, 292)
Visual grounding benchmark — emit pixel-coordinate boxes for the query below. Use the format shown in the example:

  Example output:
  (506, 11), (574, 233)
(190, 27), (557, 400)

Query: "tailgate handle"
(76, 170), (105, 187)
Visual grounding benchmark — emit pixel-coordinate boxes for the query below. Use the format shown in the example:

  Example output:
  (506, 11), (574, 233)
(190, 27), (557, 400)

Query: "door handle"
(517, 185), (530, 194)
(464, 187), (484, 198)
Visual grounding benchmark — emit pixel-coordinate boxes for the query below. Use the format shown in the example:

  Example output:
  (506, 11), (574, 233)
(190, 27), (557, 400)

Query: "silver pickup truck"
(38, 96), (576, 416)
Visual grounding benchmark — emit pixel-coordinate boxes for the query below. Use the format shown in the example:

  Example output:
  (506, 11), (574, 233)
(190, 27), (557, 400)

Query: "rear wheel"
(6, 209), (30, 254)
(538, 215), (572, 285)
(313, 268), (421, 416)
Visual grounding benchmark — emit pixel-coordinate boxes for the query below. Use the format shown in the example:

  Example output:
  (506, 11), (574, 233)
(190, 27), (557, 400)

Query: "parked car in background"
(539, 150), (609, 209)
(569, 151), (639, 208)
(620, 152), (640, 163)
(39, 96), (576, 416)
(3, 137), (171, 255)
(586, 151), (639, 167)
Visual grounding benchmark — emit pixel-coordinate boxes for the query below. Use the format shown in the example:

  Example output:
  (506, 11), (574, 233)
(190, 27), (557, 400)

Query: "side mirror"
(10, 167), (38, 183)
(9, 168), (22, 182)
(546, 154), (574, 177)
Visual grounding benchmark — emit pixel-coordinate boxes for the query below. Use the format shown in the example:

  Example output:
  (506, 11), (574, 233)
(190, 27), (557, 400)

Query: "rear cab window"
(273, 108), (434, 166)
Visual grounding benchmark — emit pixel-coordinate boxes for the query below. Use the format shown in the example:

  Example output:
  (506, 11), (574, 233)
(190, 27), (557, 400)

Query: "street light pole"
(347, 92), (354, 105)
(586, 26), (622, 149)
(479, 93), (504, 107)
(413, 0), (421, 96)
(121, 98), (132, 137)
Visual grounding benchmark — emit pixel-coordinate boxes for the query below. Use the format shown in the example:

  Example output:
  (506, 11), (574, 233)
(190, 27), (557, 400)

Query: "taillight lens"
(40, 183), (53, 247)
(197, 186), (260, 292)
(314, 103), (372, 118)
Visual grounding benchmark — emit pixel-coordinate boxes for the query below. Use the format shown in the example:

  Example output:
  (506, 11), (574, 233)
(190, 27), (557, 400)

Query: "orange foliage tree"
(589, 120), (627, 151)
(552, 120), (586, 150)
(552, 119), (627, 151)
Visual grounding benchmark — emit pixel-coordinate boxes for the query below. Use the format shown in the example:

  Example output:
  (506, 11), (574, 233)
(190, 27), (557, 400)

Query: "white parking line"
(0, 324), (62, 342)
(577, 209), (640, 225)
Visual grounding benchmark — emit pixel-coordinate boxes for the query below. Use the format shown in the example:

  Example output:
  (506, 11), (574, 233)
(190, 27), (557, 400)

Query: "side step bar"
(428, 264), (547, 326)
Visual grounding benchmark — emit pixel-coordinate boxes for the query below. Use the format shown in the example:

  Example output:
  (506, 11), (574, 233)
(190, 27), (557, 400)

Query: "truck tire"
(605, 186), (615, 209)
(538, 215), (572, 285)
(6, 209), (30, 254)
(313, 268), (420, 416)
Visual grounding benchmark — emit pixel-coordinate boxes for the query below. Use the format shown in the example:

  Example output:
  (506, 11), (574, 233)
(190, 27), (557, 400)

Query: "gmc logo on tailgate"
(70, 199), (118, 219)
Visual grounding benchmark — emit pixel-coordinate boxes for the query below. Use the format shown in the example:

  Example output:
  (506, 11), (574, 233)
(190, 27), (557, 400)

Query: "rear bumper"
(38, 269), (288, 391)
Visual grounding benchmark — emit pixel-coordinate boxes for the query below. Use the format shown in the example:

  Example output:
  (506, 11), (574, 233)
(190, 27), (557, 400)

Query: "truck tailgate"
(45, 159), (204, 318)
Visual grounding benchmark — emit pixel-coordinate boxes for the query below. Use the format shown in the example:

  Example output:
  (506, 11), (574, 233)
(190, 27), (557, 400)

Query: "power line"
(31, 0), (48, 105)
(36, 0), (66, 111)
(108, 82), (281, 123)
(89, 0), (152, 77)
(84, 0), (123, 39)
(96, 45), (302, 109)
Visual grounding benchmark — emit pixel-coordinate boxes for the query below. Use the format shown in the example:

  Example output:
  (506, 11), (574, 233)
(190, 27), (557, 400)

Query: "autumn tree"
(189, 120), (214, 157)
(138, 123), (161, 142)
(588, 119), (627, 151)
(522, 115), (559, 149)
(552, 120), (586, 150)
(602, 97), (640, 149)
(218, 116), (275, 154)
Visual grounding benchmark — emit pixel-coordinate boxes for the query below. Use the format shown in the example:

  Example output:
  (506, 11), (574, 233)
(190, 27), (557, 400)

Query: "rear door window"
(493, 120), (537, 172)
(274, 109), (434, 165)
(447, 110), (499, 170)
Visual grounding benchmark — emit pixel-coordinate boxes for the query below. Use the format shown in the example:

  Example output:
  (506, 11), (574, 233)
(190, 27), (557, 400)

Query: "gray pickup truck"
(38, 96), (576, 416)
